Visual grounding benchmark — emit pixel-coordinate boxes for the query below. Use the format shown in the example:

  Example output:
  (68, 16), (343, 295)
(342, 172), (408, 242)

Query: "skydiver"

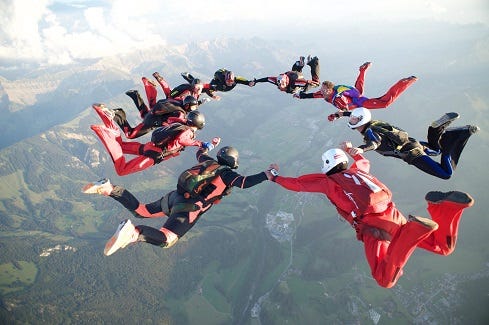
(91, 104), (218, 176)
(169, 77), (205, 101)
(82, 146), (271, 255)
(124, 72), (211, 120)
(295, 62), (417, 111)
(266, 148), (474, 288)
(334, 107), (479, 179)
(181, 68), (255, 101)
(112, 95), (199, 139)
(253, 55), (320, 95)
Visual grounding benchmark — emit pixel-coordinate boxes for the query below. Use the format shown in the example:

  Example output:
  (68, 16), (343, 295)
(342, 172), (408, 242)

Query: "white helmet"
(321, 148), (349, 174)
(276, 73), (289, 89)
(348, 107), (371, 129)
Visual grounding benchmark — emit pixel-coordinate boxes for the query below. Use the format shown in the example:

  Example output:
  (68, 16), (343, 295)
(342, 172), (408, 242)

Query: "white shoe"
(100, 104), (115, 120)
(93, 103), (115, 120)
(104, 219), (139, 256)
(82, 178), (113, 195)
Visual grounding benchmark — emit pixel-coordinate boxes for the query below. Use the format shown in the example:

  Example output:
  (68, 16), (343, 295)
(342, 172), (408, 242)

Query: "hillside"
(0, 33), (488, 324)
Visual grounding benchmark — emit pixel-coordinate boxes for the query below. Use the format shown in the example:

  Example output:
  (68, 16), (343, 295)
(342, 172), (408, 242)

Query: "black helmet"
(217, 146), (239, 169)
(183, 95), (198, 111)
(186, 110), (205, 129)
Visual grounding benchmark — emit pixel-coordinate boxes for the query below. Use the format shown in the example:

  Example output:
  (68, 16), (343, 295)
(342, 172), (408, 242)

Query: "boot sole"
(431, 112), (459, 128)
(425, 191), (474, 206)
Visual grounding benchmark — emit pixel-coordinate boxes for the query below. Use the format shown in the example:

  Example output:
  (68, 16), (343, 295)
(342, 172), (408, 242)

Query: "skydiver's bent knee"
(136, 225), (169, 247)
(374, 267), (403, 289)
(160, 227), (179, 248)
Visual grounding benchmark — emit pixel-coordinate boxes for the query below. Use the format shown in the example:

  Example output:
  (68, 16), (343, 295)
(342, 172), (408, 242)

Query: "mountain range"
(0, 30), (488, 324)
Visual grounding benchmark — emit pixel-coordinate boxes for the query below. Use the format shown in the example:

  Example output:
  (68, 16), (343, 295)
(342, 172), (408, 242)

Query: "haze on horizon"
(1, 0), (488, 68)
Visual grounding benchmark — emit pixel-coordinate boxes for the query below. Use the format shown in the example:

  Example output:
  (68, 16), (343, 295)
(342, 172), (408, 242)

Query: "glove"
(293, 93), (300, 99)
(308, 80), (320, 87)
(328, 113), (339, 122)
(211, 137), (221, 146)
(201, 142), (215, 151)
(199, 98), (211, 104)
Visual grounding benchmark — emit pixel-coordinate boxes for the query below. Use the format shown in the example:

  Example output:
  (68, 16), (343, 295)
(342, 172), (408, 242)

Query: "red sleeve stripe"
(229, 175), (244, 188)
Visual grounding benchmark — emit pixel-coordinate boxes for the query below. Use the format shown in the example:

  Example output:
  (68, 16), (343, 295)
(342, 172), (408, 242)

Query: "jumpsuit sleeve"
(196, 148), (215, 163)
(202, 83), (217, 98)
(299, 90), (323, 99)
(273, 173), (330, 193)
(175, 129), (202, 148)
(254, 77), (276, 85)
(358, 128), (381, 152)
(220, 169), (269, 188)
(235, 76), (252, 85)
(349, 154), (371, 173)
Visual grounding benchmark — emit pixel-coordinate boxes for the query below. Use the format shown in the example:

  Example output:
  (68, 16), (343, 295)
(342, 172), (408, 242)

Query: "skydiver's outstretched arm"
(253, 77), (277, 85)
(295, 90), (323, 99)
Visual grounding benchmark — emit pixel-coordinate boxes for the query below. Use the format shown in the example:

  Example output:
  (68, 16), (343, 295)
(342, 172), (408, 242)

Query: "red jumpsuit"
(300, 66), (416, 111)
(91, 104), (202, 176)
(273, 154), (472, 288)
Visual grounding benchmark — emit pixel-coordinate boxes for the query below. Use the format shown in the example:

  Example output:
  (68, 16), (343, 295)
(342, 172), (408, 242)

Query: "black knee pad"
(136, 225), (167, 247)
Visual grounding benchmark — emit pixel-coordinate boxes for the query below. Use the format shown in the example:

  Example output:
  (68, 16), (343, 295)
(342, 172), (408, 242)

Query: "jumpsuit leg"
(410, 154), (453, 180)
(153, 72), (172, 98)
(440, 126), (477, 169)
(126, 90), (149, 118)
(291, 59), (304, 73)
(92, 104), (119, 130)
(417, 192), (474, 255)
(427, 126), (444, 152)
(354, 66), (368, 95)
(122, 121), (152, 139)
(140, 206), (206, 247)
(112, 108), (135, 137)
(362, 77), (417, 109)
(91, 125), (155, 176)
(109, 185), (168, 245)
(307, 56), (320, 83)
(112, 108), (152, 139)
(142, 77), (158, 110)
(365, 219), (437, 288)
(120, 141), (142, 155)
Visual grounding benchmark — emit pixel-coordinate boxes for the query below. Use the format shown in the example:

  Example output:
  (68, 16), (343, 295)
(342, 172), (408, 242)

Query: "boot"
(125, 90), (148, 117)
(427, 112), (460, 151)
(181, 72), (194, 83)
(440, 125), (479, 168)
(359, 62), (371, 71)
(425, 191), (474, 207)
(431, 112), (460, 128)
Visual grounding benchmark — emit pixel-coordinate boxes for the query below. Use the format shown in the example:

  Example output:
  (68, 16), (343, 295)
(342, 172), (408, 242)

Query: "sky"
(0, 0), (488, 67)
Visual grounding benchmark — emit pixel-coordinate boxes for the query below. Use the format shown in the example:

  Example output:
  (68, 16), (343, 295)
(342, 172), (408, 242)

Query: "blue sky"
(1, 0), (488, 67)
